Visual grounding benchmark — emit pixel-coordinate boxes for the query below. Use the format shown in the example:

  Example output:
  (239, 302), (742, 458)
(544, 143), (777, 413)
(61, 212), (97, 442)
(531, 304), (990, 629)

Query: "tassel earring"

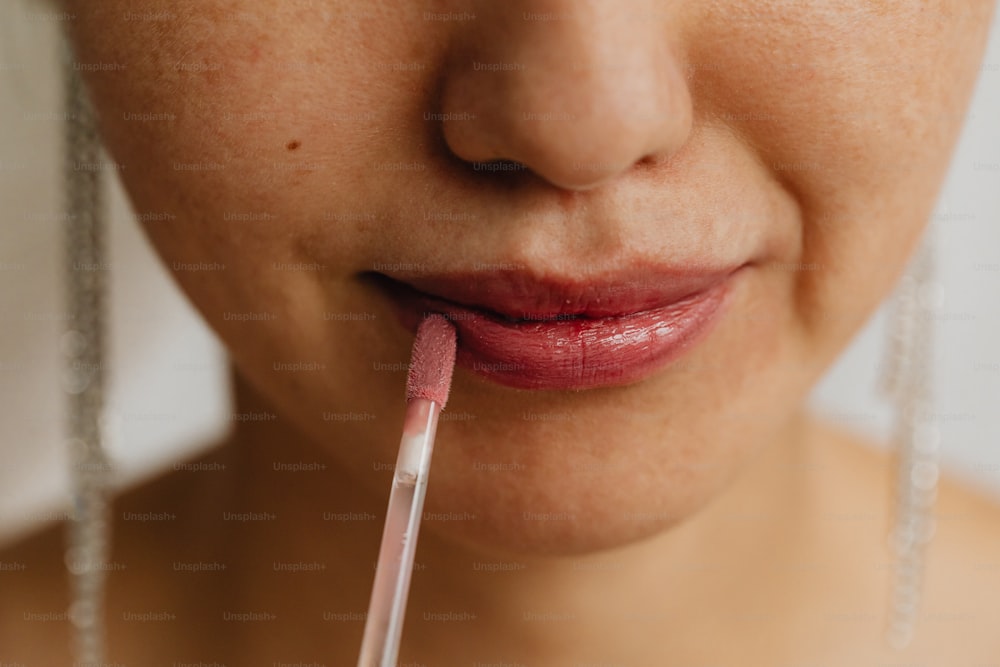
(60, 35), (113, 666)
(878, 227), (940, 650)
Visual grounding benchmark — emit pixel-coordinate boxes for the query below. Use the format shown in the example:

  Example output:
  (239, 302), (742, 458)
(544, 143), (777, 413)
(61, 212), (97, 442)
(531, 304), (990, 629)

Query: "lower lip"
(380, 271), (741, 391)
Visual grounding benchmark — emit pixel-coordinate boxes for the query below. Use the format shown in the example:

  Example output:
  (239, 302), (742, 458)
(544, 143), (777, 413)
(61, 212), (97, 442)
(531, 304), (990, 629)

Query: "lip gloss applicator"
(357, 314), (458, 667)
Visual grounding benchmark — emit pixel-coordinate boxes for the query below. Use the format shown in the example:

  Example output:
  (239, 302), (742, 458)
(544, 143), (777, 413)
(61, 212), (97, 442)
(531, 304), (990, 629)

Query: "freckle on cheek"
(287, 140), (301, 151)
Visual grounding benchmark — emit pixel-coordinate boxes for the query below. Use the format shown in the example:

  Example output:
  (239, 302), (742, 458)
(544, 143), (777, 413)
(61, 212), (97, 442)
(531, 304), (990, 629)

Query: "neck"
(218, 365), (838, 664)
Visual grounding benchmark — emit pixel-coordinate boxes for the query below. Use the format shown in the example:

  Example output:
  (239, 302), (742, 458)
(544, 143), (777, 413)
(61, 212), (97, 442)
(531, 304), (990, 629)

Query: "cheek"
(65, 3), (415, 269)
(685, 1), (995, 352)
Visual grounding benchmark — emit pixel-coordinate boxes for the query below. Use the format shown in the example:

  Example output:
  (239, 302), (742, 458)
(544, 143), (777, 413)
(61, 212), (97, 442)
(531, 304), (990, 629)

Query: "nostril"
(638, 152), (667, 168)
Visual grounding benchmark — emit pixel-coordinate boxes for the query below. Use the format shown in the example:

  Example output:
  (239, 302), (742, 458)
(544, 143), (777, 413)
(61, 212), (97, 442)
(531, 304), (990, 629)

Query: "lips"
(367, 264), (744, 391)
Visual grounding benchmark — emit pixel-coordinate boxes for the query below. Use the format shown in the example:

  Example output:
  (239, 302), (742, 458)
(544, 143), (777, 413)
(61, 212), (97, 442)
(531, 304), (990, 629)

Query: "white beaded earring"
(878, 227), (940, 650)
(61, 36), (112, 666)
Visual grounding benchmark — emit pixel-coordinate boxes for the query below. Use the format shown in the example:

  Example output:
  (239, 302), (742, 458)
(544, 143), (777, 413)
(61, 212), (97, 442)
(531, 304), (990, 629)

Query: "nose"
(437, 1), (693, 191)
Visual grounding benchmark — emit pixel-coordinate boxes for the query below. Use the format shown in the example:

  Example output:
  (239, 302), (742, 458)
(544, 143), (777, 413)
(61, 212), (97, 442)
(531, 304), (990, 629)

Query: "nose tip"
(436, 7), (692, 191)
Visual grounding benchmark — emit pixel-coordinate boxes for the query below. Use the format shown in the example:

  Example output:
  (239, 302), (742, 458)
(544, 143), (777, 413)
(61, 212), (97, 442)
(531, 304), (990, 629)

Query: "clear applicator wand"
(357, 314), (458, 667)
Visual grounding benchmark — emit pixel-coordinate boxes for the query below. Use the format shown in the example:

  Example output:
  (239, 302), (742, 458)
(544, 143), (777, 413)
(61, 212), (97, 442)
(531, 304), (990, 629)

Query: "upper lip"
(365, 263), (744, 320)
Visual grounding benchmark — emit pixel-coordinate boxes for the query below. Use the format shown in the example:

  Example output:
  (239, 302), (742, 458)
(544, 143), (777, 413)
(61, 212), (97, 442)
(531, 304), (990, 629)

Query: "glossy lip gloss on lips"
(369, 264), (745, 391)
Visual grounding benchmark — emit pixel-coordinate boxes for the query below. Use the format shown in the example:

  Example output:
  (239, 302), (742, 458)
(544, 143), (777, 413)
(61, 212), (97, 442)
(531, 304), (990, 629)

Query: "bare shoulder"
(918, 467), (1000, 660)
(928, 461), (1000, 610)
(0, 442), (234, 664)
(816, 415), (1000, 545)
(0, 515), (74, 665)
(818, 417), (1000, 658)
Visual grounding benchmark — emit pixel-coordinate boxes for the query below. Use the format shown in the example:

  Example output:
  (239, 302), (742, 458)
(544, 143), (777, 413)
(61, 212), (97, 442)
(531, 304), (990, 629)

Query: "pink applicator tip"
(405, 314), (457, 408)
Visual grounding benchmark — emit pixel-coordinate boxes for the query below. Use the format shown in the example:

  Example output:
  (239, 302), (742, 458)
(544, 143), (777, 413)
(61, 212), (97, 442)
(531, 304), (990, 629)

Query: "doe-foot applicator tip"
(405, 314), (457, 408)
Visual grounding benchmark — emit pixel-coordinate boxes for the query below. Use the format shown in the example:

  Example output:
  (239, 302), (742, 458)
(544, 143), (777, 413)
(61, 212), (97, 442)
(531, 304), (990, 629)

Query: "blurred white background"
(1, 6), (998, 547)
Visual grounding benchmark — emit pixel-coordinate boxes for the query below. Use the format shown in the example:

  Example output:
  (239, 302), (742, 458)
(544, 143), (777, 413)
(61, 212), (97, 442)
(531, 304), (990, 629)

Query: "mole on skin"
(287, 140), (301, 151)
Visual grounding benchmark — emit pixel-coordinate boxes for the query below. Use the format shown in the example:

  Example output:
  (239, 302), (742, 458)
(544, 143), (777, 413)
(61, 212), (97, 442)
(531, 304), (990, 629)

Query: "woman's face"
(64, 0), (995, 555)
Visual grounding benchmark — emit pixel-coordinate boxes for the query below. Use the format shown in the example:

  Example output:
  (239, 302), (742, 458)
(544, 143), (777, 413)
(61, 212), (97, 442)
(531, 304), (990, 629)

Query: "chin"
(417, 451), (731, 559)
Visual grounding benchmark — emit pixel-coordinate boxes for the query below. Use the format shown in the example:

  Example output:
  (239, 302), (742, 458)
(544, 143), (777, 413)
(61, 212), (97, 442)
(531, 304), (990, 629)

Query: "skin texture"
(2, 0), (1000, 664)
(56, 0), (995, 554)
